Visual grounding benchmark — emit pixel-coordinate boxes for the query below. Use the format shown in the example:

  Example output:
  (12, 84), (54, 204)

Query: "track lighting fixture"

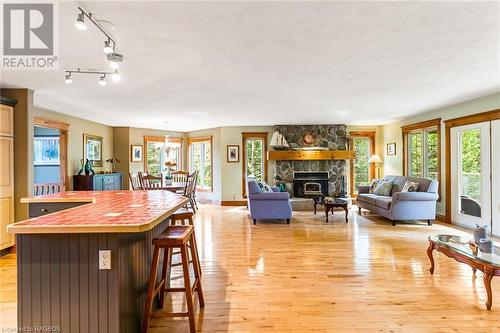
(103, 39), (113, 54)
(75, 12), (87, 30)
(75, 7), (121, 62)
(107, 52), (123, 69)
(98, 75), (107, 86)
(64, 69), (119, 86)
(65, 74), (73, 84)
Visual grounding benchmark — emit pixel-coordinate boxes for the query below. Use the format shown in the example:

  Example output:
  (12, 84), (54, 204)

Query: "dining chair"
(172, 170), (189, 184)
(128, 172), (143, 190)
(140, 173), (163, 190)
(191, 171), (199, 210)
(183, 172), (197, 212)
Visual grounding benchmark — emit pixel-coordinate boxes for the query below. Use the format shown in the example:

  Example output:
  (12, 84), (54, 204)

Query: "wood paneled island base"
(8, 191), (188, 333)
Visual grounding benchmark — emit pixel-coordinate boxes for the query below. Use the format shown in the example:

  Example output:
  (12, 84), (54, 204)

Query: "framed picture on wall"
(84, 134), (103, 167)
(387, 142), (396, 156)
(227, 145), (239, 163)
(131, 145), (143, 162)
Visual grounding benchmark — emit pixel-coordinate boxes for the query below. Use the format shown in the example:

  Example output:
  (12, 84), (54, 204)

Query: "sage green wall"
(219, 126), (273, 202)
(186, 127), (222, 203)
(34, 107), (114, 190)
(382, 92), (500, 215)
(112, 127), (130, 189)
(128, 127), (186, 175)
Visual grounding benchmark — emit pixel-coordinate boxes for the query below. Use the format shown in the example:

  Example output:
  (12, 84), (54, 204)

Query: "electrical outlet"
(99, 250), (112, 270)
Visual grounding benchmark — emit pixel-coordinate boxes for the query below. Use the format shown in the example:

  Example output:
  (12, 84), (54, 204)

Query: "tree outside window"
(189, 138), (212, 190)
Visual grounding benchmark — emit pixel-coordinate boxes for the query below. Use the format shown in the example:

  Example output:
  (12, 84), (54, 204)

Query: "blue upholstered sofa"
(247, 180), (292, 225)
(357, 175), (439, 226)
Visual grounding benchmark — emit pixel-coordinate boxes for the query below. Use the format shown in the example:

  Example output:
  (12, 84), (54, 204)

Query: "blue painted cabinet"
(73, 173), (123, 191)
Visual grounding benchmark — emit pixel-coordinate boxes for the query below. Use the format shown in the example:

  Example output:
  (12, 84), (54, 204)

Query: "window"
(242, 132), (268, 196)
(402, 118), (441, 182)
(144, 136), (182, 176)
(188, 136), (212, 191)
(349, 131), (375, 195)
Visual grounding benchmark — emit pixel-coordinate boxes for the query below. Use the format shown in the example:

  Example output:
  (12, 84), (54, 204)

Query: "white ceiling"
(1, 1), (499, 131)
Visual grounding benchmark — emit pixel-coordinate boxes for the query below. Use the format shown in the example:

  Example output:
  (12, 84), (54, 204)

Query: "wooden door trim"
(34, 117), (69, 131)
(401, 118), (441, 201)
(242, 132), (268, 198)
(349, 131), (375, 197)
(34, 117), (69, 191)
(444, 109), (500, 224)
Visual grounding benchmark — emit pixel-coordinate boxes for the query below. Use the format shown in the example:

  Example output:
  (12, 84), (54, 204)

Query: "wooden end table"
(428, 234), (500, 310)
(324, 198), (349, 223)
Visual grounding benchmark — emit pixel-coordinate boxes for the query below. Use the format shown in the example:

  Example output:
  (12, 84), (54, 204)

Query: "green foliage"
(353, 137), (370, 190)
(460, 129), (481, 202)
(147, 142), (161, 176)
(246, 139), (263, 181)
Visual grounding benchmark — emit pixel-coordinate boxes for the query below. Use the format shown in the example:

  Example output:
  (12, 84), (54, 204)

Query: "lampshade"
(369, 154), (382, 163)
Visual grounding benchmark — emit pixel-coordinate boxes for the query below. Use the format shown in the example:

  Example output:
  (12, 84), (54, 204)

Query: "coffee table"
(324, 198), (349, 223)
(427, 234), (500, 310)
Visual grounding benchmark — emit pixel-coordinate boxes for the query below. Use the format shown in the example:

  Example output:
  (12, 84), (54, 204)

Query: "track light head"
(107, 52), (123, 69)
(103, 40), (113, 54)
(111, 70), (121, 82)
(98, 75), (107, 86)
(65, 74), (73, 84)
(75, 12), (87, 30)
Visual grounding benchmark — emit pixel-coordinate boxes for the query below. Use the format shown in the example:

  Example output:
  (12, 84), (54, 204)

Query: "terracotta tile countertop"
(7, 190), (188, 234)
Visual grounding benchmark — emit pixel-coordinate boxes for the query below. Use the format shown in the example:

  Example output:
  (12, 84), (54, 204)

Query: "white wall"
(382, 92), (500, 215)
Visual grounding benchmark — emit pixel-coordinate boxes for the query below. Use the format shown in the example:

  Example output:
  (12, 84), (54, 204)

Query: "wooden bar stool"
(170, 209), (194, 226)
(169, 210), (202, 278)
(142, 225), (204, 333)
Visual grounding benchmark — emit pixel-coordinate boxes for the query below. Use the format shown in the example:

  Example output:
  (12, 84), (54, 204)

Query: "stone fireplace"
(272, 125), (348, 197)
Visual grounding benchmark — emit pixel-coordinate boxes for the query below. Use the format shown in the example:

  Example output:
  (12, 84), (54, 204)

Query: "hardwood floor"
(1, 205), (500, 332)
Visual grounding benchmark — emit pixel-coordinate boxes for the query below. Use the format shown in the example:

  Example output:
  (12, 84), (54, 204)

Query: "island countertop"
(7, 190), (188, 234)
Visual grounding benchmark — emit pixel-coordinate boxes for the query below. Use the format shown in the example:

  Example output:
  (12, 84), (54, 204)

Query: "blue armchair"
(247, 180), (292, 225)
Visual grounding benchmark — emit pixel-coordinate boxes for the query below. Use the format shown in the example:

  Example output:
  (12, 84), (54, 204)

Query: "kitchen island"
(7, 190), (188, 333)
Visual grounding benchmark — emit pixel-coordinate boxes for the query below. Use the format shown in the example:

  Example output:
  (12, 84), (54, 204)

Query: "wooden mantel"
(267, 150), (355, 161)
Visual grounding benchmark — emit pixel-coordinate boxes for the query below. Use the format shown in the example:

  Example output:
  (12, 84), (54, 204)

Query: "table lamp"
(369, 154), (382, 179)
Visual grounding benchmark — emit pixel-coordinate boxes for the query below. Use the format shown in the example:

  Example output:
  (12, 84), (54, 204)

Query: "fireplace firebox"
(293, 171), (329, 198)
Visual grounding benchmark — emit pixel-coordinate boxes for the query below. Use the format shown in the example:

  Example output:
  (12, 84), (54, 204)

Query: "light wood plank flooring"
(1, 205), (500, 332)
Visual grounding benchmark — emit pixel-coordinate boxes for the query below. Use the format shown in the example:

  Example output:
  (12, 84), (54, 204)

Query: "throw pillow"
(369, 179), (380, 193)
(257, 181), (272, 192)
(373, 179), (394, 196)
(402, 181), (419, 192)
